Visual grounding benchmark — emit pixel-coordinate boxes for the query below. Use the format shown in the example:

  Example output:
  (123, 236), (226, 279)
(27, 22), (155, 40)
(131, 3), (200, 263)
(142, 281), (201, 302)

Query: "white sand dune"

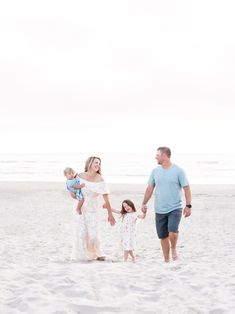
(0, 182), (235, 313)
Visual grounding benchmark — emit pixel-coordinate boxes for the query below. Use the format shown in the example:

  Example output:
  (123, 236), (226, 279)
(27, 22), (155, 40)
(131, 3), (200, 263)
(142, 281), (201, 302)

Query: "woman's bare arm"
(103, 194), (116, 226)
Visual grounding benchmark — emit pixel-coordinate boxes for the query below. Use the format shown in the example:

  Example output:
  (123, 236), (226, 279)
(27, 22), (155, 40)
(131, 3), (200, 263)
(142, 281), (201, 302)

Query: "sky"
(0, 0), (235, 155)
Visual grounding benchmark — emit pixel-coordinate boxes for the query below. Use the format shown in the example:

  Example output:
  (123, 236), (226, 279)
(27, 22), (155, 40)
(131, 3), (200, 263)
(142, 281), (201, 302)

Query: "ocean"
(0, 153), (234, 184)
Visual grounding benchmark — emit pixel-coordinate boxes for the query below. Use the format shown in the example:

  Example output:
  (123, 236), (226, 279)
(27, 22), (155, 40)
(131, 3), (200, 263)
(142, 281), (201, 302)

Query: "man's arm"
(141, 184), (155, 213)
(183, 185), (192, 217)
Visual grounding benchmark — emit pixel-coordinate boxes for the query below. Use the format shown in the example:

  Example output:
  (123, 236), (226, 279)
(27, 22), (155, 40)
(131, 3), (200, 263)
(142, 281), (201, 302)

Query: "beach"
(0, 182), (235, 314)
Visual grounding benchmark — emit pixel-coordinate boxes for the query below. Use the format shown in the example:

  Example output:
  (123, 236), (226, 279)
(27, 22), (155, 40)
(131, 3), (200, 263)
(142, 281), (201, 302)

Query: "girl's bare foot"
(96, 256), (106, 261)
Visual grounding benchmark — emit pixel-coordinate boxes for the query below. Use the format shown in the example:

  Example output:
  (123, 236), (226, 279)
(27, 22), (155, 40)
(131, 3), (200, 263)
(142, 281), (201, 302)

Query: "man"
(141, 147), (192, 262)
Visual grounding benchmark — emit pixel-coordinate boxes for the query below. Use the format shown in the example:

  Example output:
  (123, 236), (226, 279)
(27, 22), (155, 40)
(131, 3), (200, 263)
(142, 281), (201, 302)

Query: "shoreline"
(1, 181), (235, 195)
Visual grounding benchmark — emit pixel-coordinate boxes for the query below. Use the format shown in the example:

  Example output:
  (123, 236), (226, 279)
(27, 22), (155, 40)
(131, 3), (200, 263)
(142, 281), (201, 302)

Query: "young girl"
(112, 199), (146, 262)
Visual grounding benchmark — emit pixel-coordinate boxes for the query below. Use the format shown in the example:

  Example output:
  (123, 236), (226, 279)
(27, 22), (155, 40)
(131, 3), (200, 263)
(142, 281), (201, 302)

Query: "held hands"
(183, 206), (191, 218)
(141, 204), (148, 214)
(108, 214), (116, 226)
(80, 183), (85, 188)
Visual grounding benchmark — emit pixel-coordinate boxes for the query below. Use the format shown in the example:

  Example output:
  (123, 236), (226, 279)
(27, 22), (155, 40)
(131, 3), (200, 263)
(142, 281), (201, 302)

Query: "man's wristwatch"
(186, 204), (192, 208)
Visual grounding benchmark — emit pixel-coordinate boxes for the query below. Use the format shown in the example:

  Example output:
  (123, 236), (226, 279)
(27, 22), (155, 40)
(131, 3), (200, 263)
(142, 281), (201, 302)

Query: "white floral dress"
(120, 212), (138, 251)
(71, 178), (109, 261)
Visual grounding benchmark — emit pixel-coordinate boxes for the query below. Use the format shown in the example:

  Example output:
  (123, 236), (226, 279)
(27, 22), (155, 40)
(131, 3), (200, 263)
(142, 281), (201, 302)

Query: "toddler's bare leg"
(76, 199), (84, 215)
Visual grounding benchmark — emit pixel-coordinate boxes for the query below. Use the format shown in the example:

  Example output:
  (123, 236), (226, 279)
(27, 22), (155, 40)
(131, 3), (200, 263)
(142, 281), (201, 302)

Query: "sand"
(0, 182), (235, 314)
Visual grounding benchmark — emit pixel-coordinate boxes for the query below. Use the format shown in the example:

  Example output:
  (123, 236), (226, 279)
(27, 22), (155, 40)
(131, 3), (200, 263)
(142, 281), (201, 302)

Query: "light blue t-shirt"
(66, 178), (83, 200)
(148, 164), (189, 214)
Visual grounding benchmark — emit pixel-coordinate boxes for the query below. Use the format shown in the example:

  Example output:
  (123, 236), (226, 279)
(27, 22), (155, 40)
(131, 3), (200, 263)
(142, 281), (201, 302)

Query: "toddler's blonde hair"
(64, 167), (75, 176)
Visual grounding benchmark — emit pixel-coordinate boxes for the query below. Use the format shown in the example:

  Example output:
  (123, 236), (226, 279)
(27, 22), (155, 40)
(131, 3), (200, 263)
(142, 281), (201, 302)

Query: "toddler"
(64, 167), (85, 215)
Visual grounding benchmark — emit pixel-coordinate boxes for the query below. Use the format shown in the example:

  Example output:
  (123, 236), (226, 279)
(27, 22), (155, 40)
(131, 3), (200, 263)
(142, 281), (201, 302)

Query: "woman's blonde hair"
(85, 156), (101, 174)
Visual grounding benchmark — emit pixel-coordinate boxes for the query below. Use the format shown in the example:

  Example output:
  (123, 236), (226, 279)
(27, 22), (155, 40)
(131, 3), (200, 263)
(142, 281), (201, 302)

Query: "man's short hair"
(157, 147), (171, 158)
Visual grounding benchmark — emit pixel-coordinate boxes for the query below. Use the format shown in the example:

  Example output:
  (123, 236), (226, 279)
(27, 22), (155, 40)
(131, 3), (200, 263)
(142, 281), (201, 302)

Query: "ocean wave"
(196, 161), (219, 164)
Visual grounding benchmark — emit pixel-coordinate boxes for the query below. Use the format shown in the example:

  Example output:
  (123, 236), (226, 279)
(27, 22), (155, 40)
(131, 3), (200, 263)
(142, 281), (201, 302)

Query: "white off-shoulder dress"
(71, 178), (109, 261)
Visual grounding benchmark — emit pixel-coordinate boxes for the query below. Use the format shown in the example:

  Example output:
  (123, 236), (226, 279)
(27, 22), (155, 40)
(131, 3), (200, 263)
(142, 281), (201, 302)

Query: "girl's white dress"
(120, 212), (138, 251)
(71, 178), (109, 261)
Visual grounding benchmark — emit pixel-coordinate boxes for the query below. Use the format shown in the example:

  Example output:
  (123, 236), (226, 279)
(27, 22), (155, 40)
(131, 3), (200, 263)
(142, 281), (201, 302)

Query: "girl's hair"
(84, 156), (102, 174)
(120, 199), (136, 216)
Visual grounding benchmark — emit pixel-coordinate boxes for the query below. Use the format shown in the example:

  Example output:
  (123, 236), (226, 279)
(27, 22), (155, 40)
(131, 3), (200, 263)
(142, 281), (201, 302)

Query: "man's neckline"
(161, 163), (174, 170)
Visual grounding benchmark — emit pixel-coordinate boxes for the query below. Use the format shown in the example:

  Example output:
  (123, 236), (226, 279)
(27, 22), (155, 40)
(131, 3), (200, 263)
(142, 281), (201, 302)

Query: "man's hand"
(80, 183), (85, 188)
(141, 204), (148, 214)
(141, 185), (154, 214)
(183, 206), (191, 218)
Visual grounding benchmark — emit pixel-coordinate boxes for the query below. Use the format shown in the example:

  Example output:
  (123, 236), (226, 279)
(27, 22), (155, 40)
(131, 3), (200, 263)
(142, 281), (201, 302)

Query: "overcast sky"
(1, 0), (234, 154)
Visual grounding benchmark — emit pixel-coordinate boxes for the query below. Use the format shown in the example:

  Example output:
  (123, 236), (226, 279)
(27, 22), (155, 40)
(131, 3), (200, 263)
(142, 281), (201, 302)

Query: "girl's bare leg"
(129, 250), (135, 262)
(124, 251), (129, 262)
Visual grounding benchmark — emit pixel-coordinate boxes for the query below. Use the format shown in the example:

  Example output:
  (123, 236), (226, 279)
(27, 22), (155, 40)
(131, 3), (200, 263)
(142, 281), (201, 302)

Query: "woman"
(70, 156), (115, 261)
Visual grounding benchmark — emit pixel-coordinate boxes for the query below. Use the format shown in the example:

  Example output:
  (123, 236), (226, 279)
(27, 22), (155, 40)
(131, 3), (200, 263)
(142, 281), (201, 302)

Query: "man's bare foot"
(77, 210), (82, 215)
(171, 248), (178, 261)
(164, 259), (170, 263)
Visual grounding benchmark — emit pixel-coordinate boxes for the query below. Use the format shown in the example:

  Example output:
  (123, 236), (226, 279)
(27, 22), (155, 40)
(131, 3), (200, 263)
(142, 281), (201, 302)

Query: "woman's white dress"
(120, 212), (138, 251)
(71, 179), (109, 261)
